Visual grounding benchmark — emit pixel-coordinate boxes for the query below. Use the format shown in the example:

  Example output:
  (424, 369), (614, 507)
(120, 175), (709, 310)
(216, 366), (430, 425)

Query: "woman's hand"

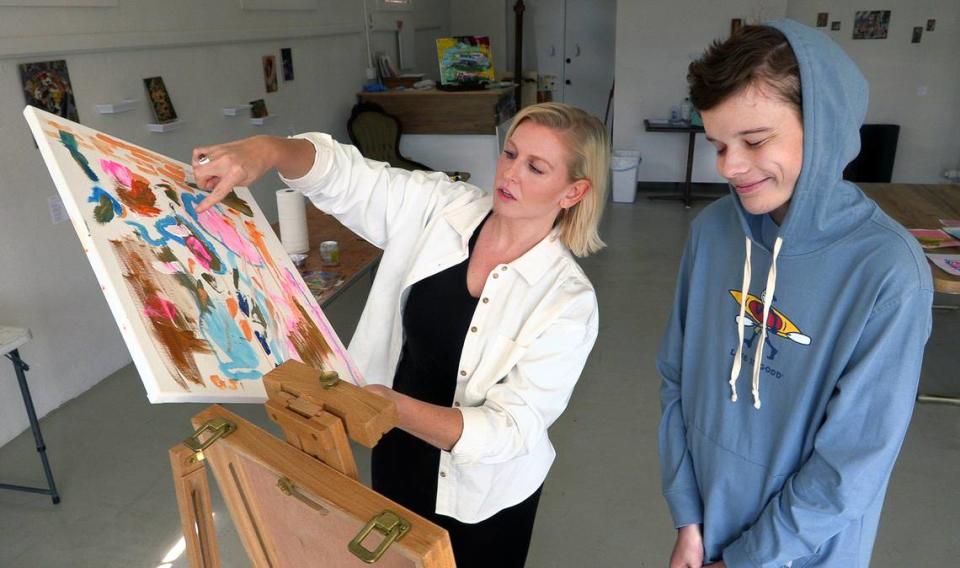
(670, 524), (705, 568)
(364, 384), (398, 401)
(362, 384), (463, 451)
(191, 135), (315, 213)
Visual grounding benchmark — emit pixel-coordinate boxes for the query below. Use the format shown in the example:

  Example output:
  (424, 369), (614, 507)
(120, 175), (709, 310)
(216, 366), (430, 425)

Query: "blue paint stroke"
(236, 291), (250, 317)
(254, 330), (272, 355)
(58, 131), (99, 182)
(200, 302), (261, 380)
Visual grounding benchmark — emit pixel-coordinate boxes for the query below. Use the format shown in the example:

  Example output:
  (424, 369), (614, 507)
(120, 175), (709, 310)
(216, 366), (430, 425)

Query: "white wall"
(614, 0), (960, 185)
(0, 0), (445, 448)
(613, 1), (788, 185)
(366, 0), (451, 81)
(786, 1), (960, 182)
(450, 0), (509, 78)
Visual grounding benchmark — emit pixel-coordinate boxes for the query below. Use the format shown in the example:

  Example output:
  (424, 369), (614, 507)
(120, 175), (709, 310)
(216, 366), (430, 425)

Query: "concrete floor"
(1, 197), (958, 567)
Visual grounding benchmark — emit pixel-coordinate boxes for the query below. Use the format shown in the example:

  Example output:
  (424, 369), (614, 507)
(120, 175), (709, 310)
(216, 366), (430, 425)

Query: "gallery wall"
(0, 0), (447, 448)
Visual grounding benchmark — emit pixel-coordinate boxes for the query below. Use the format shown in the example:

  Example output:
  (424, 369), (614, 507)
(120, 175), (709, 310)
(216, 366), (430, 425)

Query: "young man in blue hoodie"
(658, 20), (933, 568)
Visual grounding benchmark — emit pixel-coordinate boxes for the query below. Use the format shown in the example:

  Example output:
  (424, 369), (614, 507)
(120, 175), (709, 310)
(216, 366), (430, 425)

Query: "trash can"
(611, 150), (641, 203)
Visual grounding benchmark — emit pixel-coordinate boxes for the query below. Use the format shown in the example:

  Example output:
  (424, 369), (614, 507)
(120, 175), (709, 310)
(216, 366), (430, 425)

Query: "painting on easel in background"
(22, 106), (363, 403)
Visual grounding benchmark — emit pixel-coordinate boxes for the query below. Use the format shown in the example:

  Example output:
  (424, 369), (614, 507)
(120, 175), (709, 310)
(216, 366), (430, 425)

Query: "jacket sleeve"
(723, 286), (933, 568)
(450, 287), (599, 465)
(657, 235), (704, 528)
(280, 132), (476, 249)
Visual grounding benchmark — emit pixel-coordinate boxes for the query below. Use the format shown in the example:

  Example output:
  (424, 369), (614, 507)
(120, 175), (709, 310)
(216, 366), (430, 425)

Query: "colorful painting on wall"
(435, 36), (494, 87)
(22, 105), (363, 403)
(852, 10), (891, 40)
(263, 55), (278, 93)
(20, 60), (79, 123)
(281, 47), (295, 81)
(143, 76), (178, 124)
(249, 99), (269, 119)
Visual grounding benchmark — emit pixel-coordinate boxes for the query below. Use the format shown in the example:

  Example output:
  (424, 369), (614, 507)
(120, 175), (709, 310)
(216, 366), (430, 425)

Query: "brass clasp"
(318, 370), (340, 389)
(348, 510), (411, 563)
(182, 418), (236, 463)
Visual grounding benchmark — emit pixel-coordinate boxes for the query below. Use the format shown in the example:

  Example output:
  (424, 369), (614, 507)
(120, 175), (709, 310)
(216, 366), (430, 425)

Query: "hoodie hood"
(733, 19), (873, 256)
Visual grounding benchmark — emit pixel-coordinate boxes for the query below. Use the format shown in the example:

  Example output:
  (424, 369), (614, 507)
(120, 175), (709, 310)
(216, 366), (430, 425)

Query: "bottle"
(680, 97), (693, 122)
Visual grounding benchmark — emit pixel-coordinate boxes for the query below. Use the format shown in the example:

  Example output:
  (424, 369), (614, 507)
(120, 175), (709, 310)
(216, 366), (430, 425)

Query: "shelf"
(95, 99), (138, 114)
(222, 104), (252, 117)
(147, 120), (184, 133)
(250, 115), (276, 126)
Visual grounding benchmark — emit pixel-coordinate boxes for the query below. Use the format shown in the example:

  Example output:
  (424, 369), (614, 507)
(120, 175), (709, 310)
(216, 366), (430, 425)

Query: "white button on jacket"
(282, 133), (599, 523)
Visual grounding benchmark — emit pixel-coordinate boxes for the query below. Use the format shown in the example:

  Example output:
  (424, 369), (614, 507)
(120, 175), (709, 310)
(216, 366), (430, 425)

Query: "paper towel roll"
(277, 189), (309, 254)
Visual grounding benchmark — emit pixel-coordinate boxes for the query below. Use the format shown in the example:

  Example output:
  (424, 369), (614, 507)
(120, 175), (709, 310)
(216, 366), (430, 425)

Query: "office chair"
(347, 102), (470, 182)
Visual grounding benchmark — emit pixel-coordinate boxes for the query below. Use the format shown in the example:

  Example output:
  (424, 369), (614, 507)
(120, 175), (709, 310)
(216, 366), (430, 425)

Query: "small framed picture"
(730, 18), (743, 35)
(912, 26), (923, 44)
(926, 19), (935, 32)
(262, 55), (278, 93)
(817, 13), (828, 27)
(249, 99), (269, 119)
(143, 76), (177, 124)
(831, 21), (841, 31)
(281, 47), (294, 81)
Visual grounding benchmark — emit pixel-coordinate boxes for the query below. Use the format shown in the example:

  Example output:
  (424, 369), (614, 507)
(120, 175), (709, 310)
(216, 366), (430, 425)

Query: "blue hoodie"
(657, 20), (933, 568)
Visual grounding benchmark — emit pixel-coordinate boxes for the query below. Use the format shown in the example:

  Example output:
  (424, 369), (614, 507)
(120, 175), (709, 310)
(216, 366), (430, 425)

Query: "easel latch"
(182, 418), (237, 463)
(348, 509), (411, 563)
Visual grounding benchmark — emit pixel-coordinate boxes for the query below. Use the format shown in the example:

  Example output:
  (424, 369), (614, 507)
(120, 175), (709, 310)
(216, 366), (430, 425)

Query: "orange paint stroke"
(226, 296), (238, 318)
(239, 319), (253, 341)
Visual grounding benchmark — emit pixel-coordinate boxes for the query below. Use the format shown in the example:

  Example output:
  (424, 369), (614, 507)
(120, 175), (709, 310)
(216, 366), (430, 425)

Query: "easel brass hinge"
(348, 510), (411, 564)
(182, 418), (236, 463)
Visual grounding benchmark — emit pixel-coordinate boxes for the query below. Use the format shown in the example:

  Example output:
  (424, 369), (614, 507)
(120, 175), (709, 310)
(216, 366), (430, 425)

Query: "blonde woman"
(192, 102), (609, 567)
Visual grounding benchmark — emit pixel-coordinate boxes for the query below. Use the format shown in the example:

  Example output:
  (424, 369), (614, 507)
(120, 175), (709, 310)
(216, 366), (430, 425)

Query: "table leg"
(1, 349), (61, 504)
(648, 131), (719, 208)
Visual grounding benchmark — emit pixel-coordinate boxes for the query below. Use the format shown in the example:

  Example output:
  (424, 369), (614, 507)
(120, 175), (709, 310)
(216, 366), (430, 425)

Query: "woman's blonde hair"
(504, 102), (610, 257)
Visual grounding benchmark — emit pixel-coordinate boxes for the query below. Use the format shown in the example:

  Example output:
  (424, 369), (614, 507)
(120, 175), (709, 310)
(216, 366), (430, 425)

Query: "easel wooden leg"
(169, 445), (221, 568)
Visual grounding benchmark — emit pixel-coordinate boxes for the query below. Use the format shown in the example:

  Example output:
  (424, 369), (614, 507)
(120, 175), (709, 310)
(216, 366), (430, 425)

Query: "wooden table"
(273, 208), (382, 307)
(644, 119), (717, 208)
(861, 182), (960, 405)
(357, 86), (517, 135)
(860, 183), (960, 295)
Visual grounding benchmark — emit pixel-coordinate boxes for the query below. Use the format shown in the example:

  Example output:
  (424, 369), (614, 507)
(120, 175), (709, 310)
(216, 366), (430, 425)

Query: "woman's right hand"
(191, 135), (281, 213)
(670, 524), (705, 568)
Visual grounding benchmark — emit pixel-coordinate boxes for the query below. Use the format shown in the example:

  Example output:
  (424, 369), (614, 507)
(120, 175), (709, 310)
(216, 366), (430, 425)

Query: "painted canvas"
(436, 36), (494, 87)
(249, 99), (269, 119)
(926, 254), (960, 277)
(263, 55), (278, 93)
(23, 106), (363, 403)
(143, 76), (178, 124)
(281, 47), (294, 81)
(20, 60), (79, 123)
(908, 229), (960, 250)
(852, 10), (890, 40)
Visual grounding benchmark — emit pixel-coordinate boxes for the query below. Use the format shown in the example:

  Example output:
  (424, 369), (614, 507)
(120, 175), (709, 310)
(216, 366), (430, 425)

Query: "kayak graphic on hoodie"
(657, 19), (933, 568)
(729, 289), (812, 356)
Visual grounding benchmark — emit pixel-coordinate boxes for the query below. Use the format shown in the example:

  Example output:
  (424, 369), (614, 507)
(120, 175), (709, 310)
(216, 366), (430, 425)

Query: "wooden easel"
(169, 360), (455, 567)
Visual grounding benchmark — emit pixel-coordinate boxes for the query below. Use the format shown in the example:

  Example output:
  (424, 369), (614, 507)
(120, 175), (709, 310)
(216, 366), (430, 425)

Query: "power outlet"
(48, 194), (68, 224)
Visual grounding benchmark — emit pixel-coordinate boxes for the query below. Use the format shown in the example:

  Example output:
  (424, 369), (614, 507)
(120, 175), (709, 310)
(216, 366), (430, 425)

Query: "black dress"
(371, 217), (543, 568)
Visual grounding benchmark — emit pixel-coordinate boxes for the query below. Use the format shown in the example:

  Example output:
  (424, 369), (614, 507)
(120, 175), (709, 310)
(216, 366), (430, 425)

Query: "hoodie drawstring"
(729, 237), (752, 402)
(729, 236), (784, 410)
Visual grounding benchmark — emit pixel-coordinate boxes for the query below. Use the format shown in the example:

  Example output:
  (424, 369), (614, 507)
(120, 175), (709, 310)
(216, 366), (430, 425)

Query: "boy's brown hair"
(688, 25), (802, 117)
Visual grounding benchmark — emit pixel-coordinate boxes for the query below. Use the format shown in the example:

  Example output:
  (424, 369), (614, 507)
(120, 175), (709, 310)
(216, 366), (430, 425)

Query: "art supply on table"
(320, 240), (341, 266)
(302, 270), (344, 294)
(925, 254), (960, 276)
(908, 228), (960, 249)
(277, 189), (309, 254)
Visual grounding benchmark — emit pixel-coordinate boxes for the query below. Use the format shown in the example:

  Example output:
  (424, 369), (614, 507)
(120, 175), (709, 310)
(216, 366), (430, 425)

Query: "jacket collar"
(443, 193), (569, 286)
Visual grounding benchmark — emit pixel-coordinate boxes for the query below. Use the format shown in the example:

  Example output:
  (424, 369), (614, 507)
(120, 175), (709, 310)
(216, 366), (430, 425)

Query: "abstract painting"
(143, 76), (178, 124)
(249, 99), (269, 119)
(436, 36), (494, 87)
(20, 60), (79, 122)
(262, 55), (278, 93)
(281, 47), (294, 81)
(23, 105), (363, 403)
(853, 10), (890, 40)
